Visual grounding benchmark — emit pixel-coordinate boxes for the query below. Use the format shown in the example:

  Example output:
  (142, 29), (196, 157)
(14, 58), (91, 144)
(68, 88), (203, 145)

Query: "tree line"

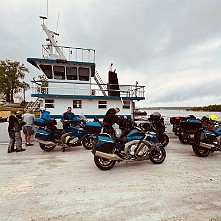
(191, 104), (221, 112)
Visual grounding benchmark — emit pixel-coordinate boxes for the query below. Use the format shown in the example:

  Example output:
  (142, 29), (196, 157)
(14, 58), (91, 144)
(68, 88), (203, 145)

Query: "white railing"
(42, 45), (95, 63)
(31, 80), (145, 98)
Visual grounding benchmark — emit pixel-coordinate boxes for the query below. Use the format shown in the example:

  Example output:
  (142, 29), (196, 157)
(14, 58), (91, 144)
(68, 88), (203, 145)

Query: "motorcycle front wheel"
(82, 135), (95, 150)
(149, 146), (166, 164)
(160, 134), (169, 147)
(94, 156), (116, 170)
(39, 143), (56, 152)
(192, 144), (210, 157)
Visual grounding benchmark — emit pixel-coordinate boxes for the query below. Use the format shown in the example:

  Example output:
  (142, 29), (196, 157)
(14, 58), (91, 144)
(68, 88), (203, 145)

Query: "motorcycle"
(139, 114), (169, 147)
(82, 116), (135, 150)
(170, 115), (200, 144)
(92, 126), (166, 170)
(34, 116), (87, 152)
(192, 123), (221, 157)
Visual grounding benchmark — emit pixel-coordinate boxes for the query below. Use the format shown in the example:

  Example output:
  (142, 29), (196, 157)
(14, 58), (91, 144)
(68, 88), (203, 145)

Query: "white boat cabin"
(27, 16), (145, 121)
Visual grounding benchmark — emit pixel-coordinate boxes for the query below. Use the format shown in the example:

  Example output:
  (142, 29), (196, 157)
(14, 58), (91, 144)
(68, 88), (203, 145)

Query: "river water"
(1, 109), (220, 144)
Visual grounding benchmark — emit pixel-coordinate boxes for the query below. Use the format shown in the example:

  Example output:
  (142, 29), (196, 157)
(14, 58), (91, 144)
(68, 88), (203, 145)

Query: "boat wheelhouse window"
(54, 66), (65, 80)
(79, 67), (89, 81)
(73, 100), (82, 108)
(123, 100), (130, 109)
(39, 65), (53, 79)
(45, 99), (54, 108)
(67, 67), (77, 80)
(98, 101), (107, 109)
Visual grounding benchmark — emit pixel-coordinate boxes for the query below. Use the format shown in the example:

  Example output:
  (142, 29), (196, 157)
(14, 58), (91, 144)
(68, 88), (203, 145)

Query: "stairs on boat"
(94, 71), (107, 96)
(25, 97), (41, 111)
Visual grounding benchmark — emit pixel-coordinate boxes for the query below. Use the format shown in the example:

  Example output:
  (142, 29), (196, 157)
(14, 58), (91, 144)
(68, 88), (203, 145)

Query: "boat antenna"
(56, 12), (60, 34)
(46, 0), (49, 26)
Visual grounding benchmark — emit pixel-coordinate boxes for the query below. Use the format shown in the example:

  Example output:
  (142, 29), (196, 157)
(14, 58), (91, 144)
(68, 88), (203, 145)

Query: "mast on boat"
(40, 16), (66, 60)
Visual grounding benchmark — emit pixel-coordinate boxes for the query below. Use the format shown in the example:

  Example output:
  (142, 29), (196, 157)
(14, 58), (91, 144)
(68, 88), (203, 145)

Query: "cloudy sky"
(1, 0), (221, 107)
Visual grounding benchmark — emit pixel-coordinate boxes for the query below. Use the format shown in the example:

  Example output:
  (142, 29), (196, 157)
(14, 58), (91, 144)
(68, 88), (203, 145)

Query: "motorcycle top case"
(84, 121), (102, 134)
(170, 116), (183, 124)
(35, 129), (52, 141)
(95, 135), (115, 153)
(180, 119), (202, 130)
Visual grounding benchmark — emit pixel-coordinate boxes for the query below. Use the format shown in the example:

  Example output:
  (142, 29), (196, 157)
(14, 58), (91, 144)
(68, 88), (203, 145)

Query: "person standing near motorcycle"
(61, 106), (75, 130)
(8, 108), (26, 153)
(103, 107), (120, 134)
(23, 108), (35, 146)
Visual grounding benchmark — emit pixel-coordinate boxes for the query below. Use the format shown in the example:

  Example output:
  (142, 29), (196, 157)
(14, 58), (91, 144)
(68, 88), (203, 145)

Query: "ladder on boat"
(94, 71), (107, 96)
(25, 97), (41, 111)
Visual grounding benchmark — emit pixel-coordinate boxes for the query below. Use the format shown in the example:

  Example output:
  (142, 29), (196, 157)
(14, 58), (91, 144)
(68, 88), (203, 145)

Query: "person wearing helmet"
(209, 114), (218, 122)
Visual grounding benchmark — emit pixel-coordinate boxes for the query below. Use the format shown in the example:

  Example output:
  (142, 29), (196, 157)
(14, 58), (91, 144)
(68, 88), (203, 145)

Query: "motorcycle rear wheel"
(149, 146), (166, 164)
(178, 135), (188, 144)
(39, 143), (56, 152)
(82, 135), (94, 150)
(192, 144), (210, 157)
(160, 134), (169, 147)
(94, 156), (116, 170)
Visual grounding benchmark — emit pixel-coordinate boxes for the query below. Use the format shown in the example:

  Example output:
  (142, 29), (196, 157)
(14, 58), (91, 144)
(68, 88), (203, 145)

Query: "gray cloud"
(1, 0), (221, 107)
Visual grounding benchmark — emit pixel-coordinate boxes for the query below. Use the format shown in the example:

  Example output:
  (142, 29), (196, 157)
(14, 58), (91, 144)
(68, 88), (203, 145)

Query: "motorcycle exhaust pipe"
(36, 139), (56, 146)
(95, 151), (123, 161)
(199, 142), (214, 149)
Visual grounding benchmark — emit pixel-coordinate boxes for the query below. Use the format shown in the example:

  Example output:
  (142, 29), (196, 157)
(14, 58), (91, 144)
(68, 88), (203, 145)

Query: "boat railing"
(31, 80), (145, 98)
(42, 44), (95, 63)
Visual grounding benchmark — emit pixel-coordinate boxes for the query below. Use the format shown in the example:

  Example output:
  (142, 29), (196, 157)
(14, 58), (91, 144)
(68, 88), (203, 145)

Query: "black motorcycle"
(170, 115), (199, 144)
(139, 114), (169, 147)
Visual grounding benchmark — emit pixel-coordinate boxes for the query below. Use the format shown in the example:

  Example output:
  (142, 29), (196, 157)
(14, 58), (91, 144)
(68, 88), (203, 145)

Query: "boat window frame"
(66, 66), (78, 80)
(39, 64), (53, 79)
(73, 99), (82, 108)
(98, 100), (107, 109)
(78, 67), (90, 81)
(45, 99), (55, 108)
(123, 100), (130, 109)
(53, 65), (65, 80)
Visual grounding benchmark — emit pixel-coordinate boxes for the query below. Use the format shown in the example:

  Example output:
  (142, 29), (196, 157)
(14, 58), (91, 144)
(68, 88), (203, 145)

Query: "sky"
(1, 0), (221, 108)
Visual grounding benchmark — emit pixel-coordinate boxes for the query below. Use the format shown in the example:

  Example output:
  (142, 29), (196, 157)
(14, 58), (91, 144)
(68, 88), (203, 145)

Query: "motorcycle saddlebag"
(95, 135), (115, 153)
(180, 119), (202, 131)
(35, 129), (52, 141)
(84, 122), (102, 134)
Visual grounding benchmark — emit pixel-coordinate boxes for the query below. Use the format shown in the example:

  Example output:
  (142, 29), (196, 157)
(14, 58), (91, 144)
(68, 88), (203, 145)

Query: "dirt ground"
(0, 134), (221, 221)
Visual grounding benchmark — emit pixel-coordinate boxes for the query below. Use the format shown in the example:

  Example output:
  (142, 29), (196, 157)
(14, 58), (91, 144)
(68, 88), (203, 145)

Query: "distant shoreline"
(138, 107), (193, 110)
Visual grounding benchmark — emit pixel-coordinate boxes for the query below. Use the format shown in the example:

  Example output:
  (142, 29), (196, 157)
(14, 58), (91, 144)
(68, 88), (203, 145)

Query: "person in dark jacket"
(61, 107), (75, 130)
(103, 107), (120, 134)
(8, 108), (26, 153)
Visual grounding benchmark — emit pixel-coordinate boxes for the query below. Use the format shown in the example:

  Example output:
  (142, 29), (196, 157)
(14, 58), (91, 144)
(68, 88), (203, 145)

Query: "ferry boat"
(26, 16), (145, 121)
